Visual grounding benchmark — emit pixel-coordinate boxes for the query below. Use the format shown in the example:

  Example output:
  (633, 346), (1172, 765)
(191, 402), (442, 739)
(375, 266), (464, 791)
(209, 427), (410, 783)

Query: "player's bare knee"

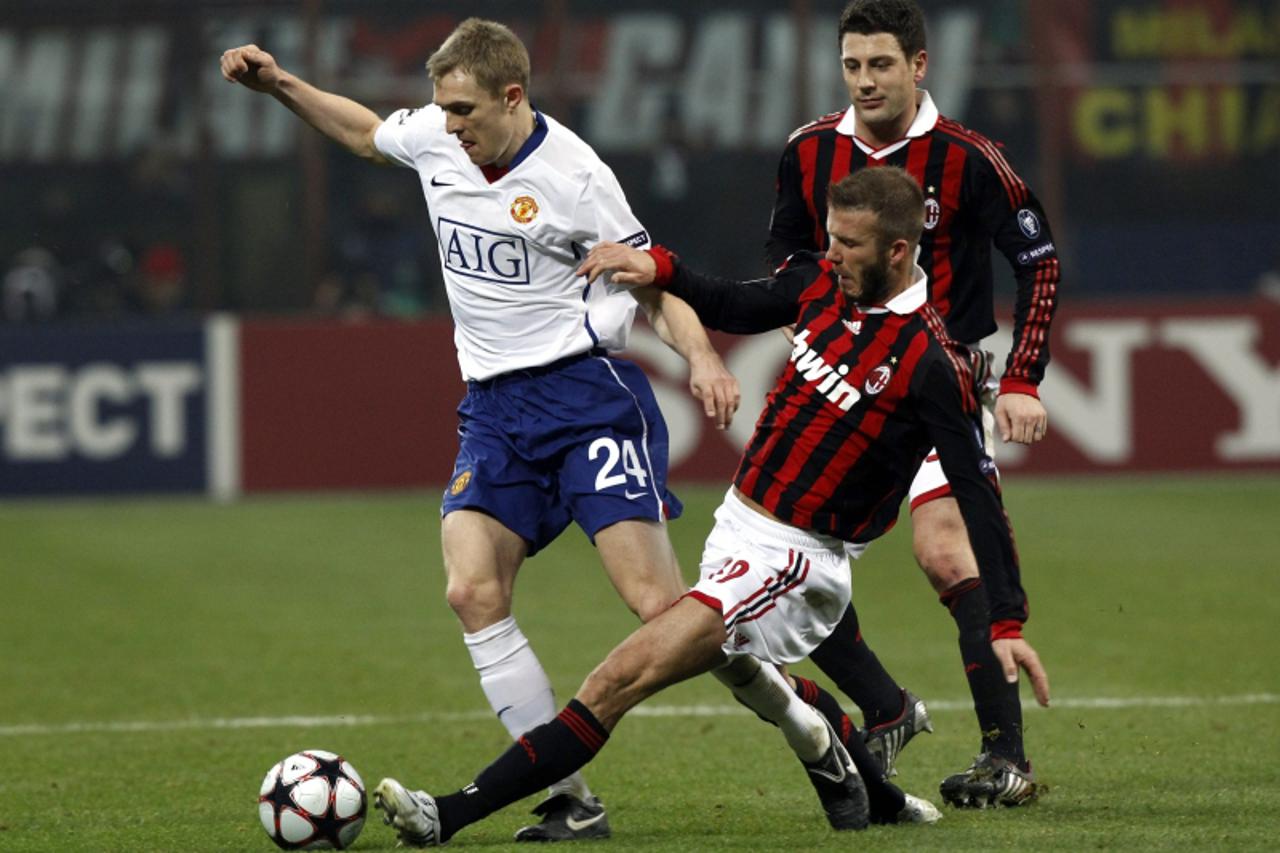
(444, 576), (510, 628)
(913, 507), (976, 590)
(915, 541), (975, 590)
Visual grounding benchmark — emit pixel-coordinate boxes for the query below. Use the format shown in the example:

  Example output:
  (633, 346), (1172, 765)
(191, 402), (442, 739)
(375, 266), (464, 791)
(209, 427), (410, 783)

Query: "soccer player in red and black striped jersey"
(369, 167), (1036, 847)
(767, 0), (1056, 806)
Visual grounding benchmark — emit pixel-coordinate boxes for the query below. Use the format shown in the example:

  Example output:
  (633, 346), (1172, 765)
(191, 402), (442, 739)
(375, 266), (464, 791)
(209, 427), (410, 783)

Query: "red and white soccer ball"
(258, 749), (367, 850)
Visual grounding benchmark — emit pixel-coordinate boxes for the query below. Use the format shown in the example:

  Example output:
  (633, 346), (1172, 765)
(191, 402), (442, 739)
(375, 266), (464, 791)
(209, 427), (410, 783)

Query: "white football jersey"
(374, 105), (649, 381)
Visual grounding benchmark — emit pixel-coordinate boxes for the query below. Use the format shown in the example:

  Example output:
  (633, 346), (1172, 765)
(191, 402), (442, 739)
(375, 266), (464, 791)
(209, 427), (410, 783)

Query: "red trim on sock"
(518, 735), (537, 763)
(558, 707), (606, 752)
(939, 577), (983, 612)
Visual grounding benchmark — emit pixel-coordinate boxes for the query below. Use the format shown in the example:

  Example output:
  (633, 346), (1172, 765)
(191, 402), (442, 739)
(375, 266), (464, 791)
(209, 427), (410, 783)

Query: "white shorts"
(907, 358), (999, 510)
(686, 489), (865, 665)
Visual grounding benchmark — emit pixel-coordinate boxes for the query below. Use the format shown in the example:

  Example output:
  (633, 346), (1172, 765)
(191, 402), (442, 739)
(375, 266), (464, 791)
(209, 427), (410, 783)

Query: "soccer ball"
(257, 749), (367, 850)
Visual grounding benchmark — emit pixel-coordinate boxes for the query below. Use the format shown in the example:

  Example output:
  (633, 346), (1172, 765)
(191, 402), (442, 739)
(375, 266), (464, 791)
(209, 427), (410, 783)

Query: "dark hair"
(838, 0), (927, 58)
(427, 18), (530, 97)
(827, 167), (924, 248)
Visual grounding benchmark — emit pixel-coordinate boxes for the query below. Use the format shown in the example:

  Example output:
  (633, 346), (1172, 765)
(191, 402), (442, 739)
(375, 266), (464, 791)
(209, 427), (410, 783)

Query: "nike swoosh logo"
(564, 811), (607, 832)
(430, 176), (453, 187)
(496, 705), (514, 718)
(624, 490), (646, 500)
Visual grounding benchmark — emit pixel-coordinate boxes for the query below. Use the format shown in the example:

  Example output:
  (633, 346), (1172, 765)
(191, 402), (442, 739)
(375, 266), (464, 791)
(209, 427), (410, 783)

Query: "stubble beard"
(857, 249), (894, 306)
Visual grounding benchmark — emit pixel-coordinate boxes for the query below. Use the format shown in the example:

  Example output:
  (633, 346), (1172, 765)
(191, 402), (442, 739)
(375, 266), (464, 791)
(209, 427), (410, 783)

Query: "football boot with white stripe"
(897, 793), (943, 824)
(939, 753), (1038, 808)
(373, 778), (442, 847)
(514, 793), (611, 842)
(803, 717), (870, 830)
(863, 689), (933, 776)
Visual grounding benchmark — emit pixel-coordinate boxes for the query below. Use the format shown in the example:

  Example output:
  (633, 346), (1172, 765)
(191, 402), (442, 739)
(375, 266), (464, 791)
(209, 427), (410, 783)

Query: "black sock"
(792, 676), (907, 822)
(808, 602), (904, 727)
(940, 578), (1025, 764)
(435, 699), (610, 842)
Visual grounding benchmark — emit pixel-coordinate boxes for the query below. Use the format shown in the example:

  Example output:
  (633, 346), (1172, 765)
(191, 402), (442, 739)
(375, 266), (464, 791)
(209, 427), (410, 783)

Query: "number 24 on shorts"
(588, 437), (650, 492)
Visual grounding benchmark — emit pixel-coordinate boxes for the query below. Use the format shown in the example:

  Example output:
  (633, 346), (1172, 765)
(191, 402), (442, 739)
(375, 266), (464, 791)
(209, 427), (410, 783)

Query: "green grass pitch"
(2, 475), (1278, 851)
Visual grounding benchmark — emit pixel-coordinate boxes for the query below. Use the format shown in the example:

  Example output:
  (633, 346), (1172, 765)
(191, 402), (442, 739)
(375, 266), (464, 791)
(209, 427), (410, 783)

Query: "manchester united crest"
(450, 469), (472, 496)
(864, 364), (893, 395)
(510, 195), (539, 224)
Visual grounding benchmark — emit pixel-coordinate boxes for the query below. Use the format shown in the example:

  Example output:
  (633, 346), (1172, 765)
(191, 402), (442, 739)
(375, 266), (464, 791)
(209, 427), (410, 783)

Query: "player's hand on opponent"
(996, 393), (1048, 445)
(688, 350), (740, 430)
(220, 44), (285, 93)
(577, 243), (656, 286)
(992, 636), (1051, 707)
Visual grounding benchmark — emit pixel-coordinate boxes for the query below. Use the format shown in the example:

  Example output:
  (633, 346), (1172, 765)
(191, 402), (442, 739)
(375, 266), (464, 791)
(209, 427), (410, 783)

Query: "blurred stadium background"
(1, 0), (1277, 497)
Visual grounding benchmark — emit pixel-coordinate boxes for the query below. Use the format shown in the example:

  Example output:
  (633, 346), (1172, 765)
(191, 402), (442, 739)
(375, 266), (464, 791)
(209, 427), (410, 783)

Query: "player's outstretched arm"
(219, 44), (389, 164)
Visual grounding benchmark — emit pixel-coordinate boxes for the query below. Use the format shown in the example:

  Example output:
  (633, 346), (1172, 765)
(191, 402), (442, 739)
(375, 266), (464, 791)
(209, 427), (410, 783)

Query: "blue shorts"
(442, 351), (683, 556)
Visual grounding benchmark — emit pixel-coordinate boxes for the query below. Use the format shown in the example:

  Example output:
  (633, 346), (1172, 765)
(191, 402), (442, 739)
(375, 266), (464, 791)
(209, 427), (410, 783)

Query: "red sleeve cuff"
(998, 378), (1040, 398)
(990, 619), (1024, 641)
(647, 246), (677, 288)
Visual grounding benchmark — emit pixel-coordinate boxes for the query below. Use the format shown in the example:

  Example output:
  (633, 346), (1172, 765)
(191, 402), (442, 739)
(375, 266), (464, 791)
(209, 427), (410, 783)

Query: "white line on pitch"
(2, 693), (1275, 738)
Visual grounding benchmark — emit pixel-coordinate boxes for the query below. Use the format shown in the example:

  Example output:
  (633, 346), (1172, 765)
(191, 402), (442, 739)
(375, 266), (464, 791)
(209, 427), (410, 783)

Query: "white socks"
(713, 656), (830, 763)
(463, 616), (592, 801)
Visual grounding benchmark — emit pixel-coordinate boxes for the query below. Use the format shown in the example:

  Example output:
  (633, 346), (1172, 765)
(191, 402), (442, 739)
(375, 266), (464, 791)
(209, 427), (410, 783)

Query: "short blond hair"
(427, 18), (530, 97)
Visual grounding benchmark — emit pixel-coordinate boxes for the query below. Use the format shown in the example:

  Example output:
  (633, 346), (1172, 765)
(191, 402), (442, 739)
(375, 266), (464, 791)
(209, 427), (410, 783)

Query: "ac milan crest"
(924, 197), (941, 230)
(864, 364), (892, 395)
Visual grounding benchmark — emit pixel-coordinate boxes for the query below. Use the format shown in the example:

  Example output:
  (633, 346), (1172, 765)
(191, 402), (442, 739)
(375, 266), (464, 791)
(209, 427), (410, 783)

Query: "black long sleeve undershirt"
(662, 253), (818, 334)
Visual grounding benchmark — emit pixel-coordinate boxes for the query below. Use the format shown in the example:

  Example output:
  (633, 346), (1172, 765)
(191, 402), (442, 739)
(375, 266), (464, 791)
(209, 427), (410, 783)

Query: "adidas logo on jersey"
(789, 330), (861, 411)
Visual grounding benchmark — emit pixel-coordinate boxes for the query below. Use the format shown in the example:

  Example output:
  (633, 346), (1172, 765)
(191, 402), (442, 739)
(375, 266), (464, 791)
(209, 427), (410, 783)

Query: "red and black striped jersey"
(654, 248), (1027, 624)
(766, 93), (1060, 395)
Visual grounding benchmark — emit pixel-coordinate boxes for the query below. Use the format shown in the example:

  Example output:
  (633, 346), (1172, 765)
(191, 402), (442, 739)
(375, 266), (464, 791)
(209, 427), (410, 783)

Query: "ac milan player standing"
(768, 0), (1058, 806)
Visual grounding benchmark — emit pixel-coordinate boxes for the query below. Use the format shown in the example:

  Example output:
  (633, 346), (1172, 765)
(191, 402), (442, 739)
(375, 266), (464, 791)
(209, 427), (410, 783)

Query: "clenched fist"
(220, 44), (284, 93)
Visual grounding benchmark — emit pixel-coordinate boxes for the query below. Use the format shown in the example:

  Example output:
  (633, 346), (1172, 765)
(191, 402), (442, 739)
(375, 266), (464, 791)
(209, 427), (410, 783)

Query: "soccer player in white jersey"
(221, 19), (740, 842)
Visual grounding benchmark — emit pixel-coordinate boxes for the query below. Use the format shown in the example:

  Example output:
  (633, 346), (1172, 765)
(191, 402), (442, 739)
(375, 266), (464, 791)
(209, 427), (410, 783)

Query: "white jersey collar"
(837, 90), (939, 159)
(856, 262), (928, 315)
